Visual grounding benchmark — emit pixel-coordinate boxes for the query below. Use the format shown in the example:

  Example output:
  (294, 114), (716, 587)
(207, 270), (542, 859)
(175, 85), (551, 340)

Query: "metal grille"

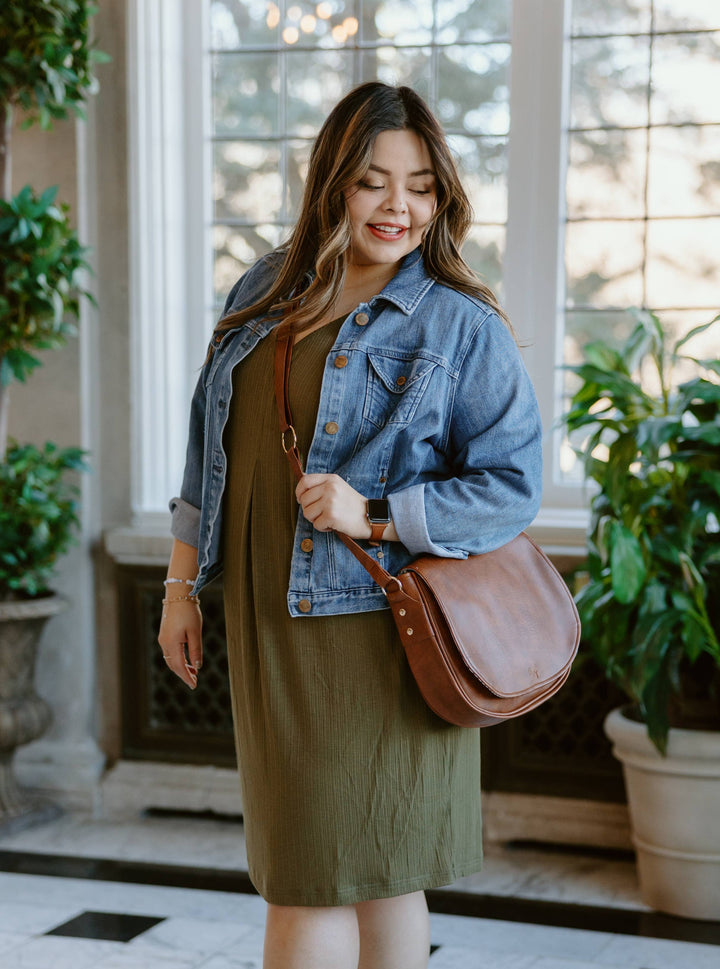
(119, 567), (236, 765)
(145, 588), (234, 735)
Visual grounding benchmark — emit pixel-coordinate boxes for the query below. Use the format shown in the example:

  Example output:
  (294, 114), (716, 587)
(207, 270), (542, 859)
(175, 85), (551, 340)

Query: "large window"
(210, 0), (513, 314)
(128, 0), (719, 541)
(560, 1), (720, 479)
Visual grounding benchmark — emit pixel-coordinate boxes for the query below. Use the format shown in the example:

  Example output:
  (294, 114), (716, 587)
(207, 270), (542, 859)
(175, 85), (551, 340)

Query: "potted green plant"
(562, 308), (720, 919)
(0, 1), (105, 827)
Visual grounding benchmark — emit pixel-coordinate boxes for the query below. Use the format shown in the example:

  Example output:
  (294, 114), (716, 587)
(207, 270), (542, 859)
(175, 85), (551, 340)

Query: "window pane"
(437, 44), (510, 135)
(571, 0), (651, 36)
(362, 0), (433, 45)
(463, 225), (505, 298)
(286, 50), (354, 136)
(648, 125), (720, 218)
(565, 221), (645, 307)
(214, 224), (285, 303)
(570, 36), (650, 129)
(655, 310), (720, 382)
(566, 129), (648, 219)
(560, 308), (637, 483)
(210, 0), (279, 48)
(214, 142), (283, 222)
(436, 0), (511, 43)
(360, 46), (432, 97)
(564, 309), (636, 367)
(277, 0), (359, 48)
(645, 218), (720, 307)
(650, 32), (720, 125)
(653, 0), (720, 31)
(212, 52), (279, 136)
(448, 135), (508, 224)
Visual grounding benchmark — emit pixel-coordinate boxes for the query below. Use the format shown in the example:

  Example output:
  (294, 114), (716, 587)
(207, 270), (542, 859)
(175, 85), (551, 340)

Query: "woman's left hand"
(296, 473), (371, 539)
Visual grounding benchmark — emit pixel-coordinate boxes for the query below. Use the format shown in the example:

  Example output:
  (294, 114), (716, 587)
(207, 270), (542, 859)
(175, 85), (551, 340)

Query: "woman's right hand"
(158, 599), (203, 689)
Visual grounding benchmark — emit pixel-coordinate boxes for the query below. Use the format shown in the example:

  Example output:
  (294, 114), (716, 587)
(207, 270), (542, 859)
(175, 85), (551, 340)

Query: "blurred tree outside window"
(561, 0), (720, 479)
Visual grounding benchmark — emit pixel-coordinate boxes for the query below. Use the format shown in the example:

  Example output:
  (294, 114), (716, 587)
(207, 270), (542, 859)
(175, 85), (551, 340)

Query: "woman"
(159, 82), (542, 969)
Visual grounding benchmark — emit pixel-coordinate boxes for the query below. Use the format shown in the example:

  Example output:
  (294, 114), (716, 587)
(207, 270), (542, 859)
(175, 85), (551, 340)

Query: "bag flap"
(401, 533), (580, 697)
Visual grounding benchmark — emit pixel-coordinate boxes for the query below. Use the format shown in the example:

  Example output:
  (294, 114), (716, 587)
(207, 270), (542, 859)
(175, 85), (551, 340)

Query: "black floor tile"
(45, 910), (165, 942)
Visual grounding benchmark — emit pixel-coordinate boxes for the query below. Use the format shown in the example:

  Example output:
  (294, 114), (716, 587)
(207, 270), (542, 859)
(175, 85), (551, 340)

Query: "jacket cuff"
(169, 497), (200, 548)
(387, 483), (466, 559)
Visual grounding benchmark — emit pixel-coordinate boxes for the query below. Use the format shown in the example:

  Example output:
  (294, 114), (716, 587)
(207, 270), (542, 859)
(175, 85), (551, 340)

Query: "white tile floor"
(0, 811), (718, 968)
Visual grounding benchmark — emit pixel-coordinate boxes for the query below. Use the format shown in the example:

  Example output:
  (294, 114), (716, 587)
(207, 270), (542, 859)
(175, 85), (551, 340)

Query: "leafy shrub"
(0, 441), (87, 599)
(562, 310), (720, 752)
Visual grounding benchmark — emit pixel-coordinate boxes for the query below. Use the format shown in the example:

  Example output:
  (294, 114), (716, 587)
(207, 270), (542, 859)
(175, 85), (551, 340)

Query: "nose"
(382, 184), (408, 213)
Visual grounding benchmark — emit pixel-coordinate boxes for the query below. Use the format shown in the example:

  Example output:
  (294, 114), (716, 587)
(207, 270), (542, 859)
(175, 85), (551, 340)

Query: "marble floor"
(0, 809), (718, 968)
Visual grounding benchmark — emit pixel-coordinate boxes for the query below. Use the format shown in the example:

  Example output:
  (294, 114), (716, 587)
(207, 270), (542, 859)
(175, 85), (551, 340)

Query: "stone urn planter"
(0, 594), (65, 827)
(605, 707), (720, 921)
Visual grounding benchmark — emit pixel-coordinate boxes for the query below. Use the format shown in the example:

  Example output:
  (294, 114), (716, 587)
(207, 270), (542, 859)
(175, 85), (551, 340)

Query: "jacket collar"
(369, 248), (435, 315)
(233, 248), (435, 346)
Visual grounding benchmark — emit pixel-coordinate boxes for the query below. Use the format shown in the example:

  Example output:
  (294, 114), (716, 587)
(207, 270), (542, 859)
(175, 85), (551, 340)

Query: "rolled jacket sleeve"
(388, 311), (542, 558)
(169, 496), (201, 547)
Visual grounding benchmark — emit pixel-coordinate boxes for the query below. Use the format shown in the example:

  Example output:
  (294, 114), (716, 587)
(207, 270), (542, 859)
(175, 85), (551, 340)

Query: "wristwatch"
(366, 498), (391, 545)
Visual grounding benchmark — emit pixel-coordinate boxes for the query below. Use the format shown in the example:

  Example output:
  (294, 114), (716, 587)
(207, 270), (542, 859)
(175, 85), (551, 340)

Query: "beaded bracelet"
(162, 595), (200, 605)
(163, 578), (195, 586)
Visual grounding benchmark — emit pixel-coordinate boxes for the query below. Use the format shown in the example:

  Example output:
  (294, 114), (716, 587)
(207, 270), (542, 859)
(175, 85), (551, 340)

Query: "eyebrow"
(368, 164), (436, 178)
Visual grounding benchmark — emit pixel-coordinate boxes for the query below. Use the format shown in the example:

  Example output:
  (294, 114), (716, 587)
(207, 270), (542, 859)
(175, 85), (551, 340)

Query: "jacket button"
(396, 375), (406, 386)
(354, 312), (369, 325)
(298, 599), (312, 613)
(301, 538), (314, 552)
(325, 421), (339, 435)
(334, 355), (348, 368)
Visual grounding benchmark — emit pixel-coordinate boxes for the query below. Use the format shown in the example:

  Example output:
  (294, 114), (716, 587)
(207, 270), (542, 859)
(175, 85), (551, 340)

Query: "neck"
(344, 261), (400, 293)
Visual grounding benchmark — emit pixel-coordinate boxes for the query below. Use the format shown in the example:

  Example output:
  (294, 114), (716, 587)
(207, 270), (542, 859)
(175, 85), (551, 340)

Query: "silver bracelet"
(163, 578), (195, 586)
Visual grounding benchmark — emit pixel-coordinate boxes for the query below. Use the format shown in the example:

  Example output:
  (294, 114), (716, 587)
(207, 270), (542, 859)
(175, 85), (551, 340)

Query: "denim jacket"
(170, 249), (542, 617)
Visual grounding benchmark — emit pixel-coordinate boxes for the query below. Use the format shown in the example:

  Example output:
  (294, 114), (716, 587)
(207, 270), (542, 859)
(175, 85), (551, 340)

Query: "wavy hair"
(211, 82), (509, 346)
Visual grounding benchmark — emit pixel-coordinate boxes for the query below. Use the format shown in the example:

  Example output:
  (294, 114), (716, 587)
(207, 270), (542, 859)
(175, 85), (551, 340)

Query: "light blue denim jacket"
(170, 248), (542, 616)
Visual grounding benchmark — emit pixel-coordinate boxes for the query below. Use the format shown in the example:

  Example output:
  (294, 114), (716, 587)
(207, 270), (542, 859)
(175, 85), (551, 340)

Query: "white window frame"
(127, 0), (212, 530)
(126, 0), (586, 551)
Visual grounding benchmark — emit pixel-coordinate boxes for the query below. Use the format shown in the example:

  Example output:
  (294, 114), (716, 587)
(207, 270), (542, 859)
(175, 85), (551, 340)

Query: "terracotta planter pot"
(0, 594), (65, 824)
(605, 706), (720, 921)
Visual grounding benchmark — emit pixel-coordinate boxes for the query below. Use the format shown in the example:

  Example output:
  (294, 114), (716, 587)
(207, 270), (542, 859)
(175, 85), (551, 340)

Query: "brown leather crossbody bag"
(274, 329), (581, 727)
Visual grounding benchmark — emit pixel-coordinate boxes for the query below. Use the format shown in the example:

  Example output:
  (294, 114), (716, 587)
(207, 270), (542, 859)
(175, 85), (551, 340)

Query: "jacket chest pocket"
(363, 351), (437, 429)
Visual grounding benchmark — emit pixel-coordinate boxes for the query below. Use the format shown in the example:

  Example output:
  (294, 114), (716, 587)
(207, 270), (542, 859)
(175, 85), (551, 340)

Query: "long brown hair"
(212, 82), (509, 346)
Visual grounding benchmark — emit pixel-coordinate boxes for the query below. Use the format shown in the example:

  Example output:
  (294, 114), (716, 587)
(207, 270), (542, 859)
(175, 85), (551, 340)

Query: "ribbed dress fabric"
(221, 317), (483, 907)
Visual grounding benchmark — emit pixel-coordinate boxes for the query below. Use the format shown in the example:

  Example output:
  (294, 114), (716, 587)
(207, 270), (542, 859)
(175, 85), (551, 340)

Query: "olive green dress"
(222, 318), (483, 907)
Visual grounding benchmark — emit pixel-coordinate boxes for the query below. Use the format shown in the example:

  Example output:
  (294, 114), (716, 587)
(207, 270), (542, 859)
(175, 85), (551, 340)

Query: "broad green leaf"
(673, 314), (720, 354)
(681, 612), (709, 663)
(609, 521), (646, 603)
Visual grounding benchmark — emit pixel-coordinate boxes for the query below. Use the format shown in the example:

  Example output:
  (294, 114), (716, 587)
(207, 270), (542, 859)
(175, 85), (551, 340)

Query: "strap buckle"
(382, 576), (403, 596)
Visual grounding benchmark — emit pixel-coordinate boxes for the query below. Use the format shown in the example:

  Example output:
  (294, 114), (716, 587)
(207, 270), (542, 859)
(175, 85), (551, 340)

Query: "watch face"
(367, 499), (391, 523)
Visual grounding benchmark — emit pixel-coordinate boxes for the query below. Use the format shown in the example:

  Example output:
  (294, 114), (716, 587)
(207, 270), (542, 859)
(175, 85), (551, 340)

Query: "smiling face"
(344, 128), (437, 272)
